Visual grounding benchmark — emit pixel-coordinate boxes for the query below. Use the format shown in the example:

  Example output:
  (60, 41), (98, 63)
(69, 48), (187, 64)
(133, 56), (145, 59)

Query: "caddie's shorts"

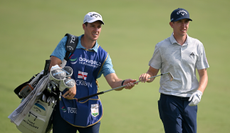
(158, 93), (198, 133)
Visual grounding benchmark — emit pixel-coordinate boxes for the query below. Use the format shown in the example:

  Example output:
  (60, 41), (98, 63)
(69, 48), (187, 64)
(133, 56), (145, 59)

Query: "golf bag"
(11, 60), (55, 133)
(10, 33), (78, 133)
(16, 98), (55, 133)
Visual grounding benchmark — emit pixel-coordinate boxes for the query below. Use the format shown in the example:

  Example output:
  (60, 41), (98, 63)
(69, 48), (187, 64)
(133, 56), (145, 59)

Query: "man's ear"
(82, 23), (86, 30)
(169, 22), (173, 28)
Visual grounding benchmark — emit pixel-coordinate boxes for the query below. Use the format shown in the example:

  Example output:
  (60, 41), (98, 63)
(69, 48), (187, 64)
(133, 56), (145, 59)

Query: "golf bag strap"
(64, 33), (79, 61)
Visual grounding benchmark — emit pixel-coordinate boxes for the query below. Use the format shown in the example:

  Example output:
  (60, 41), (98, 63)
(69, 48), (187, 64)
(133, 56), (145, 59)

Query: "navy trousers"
(158, 94), (197, 133)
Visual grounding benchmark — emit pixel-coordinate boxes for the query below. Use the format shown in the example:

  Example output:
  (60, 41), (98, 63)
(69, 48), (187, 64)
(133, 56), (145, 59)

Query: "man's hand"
(62, 85), (77, 99)
(188, 90), (203, 106)
(139, 73), (153, 83)
(139, 67), (159, 83)
(123, 79), (137, 89)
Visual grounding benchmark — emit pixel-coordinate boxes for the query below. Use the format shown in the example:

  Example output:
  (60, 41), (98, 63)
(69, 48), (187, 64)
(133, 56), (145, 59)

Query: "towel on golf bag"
(8, 71), (49, 126)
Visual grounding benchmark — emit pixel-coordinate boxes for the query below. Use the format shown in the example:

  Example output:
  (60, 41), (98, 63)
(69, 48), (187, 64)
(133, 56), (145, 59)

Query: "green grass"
(1, 0), (230, 132)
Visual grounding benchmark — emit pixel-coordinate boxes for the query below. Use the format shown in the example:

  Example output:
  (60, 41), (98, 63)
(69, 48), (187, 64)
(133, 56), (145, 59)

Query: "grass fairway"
(1, 0), (229, 132)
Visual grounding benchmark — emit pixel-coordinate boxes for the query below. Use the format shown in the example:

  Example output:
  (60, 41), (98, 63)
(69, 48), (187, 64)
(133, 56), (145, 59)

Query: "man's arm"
(105, 73), (136, 91)
(197, 69), (208, 93)
(139, 66), (159, 83)
(49, 56), (62, 70)
(188, 68), (208, 106)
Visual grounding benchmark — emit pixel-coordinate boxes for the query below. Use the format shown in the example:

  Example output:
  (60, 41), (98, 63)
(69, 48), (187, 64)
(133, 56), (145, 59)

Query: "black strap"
(64, 33), (79, 61)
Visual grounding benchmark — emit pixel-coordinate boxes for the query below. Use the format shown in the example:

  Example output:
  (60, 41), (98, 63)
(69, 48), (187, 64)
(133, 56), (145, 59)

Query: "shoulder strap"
(64, 33), (79, 61)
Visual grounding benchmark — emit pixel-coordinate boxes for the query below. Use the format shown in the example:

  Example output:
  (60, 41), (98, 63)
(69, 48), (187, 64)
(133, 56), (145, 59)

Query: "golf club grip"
(78, 91), (104, 101)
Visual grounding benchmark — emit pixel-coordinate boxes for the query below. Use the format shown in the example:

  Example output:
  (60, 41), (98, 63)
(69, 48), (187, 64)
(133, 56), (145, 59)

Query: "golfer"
(49, 11), (136, 133)
(139, 8), (209, 133)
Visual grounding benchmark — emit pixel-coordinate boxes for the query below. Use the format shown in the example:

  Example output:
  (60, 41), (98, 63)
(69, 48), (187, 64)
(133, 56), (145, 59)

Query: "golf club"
(77, 72), (173, 101)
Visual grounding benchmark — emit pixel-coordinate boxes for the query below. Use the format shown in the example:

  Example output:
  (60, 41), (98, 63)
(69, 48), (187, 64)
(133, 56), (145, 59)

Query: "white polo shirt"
(149, 33), (209, 97)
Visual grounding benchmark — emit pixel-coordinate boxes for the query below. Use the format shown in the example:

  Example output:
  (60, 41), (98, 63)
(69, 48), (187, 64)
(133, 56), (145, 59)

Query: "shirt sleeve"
(196, 43), (209, 70)
(97, 54), (115, 78)
(148, 43), (162, 69)
(50, 36), (67, 61)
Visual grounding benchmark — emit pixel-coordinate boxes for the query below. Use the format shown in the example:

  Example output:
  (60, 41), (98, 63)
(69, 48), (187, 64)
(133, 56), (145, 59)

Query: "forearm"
(146, 68), (159, 82)
(139, 66), (159, 83)
(197, 69), (208, 93)
(105, 73), (123, 89)
(49, 56), (62, 70)
(109, 78), (123, 89)
(105, 73), (136, 91)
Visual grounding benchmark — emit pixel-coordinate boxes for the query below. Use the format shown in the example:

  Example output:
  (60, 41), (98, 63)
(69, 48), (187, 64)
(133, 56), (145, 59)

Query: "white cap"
(83, 12), (104, 24)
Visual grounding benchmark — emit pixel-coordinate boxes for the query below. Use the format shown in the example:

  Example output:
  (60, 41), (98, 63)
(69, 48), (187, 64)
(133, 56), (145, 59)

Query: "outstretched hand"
(123, 79), (137, 89)
(139, 73), (153, 83)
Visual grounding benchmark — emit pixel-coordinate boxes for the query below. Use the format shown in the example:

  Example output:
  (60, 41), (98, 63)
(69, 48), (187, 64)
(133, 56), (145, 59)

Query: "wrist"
(197, 90), (203, 95)
(121, 80), (125, 86)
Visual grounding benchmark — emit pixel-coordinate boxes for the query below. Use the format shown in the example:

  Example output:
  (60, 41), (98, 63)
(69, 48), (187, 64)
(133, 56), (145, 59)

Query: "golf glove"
(188, 90), (203, 106)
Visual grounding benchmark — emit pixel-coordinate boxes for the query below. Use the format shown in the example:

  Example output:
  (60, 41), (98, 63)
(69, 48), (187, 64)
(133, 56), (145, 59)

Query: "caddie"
(139, 8), (209, 133)
(49, 11), (136, 133)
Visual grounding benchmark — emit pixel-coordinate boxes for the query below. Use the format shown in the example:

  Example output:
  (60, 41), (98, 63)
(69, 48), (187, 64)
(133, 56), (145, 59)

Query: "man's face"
(83, 21), (102, 41)
(170, 19), (190, 37)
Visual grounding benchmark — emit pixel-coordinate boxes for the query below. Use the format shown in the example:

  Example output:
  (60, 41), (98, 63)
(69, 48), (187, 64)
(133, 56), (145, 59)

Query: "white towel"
(8, 71), (50, 126)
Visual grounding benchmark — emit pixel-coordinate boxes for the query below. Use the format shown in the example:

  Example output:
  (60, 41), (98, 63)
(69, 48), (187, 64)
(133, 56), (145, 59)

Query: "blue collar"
(77, 34), (99, 52)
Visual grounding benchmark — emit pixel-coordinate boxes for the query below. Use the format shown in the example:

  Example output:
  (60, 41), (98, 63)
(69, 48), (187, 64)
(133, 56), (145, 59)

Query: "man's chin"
(92, 36), (99, 41)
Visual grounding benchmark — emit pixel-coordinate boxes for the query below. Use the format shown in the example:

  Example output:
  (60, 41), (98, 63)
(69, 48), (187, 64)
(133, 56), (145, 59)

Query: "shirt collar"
(169, 33), (178, 45)
(77, 34), (99, 52)
(169, 33), (190, 46)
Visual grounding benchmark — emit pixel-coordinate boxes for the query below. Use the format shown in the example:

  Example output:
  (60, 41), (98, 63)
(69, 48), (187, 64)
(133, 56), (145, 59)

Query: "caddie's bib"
(59, 46), (107, 127)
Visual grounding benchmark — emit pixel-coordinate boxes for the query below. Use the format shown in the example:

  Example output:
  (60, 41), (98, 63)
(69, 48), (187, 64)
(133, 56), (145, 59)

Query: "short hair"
(84, 22), (88, 26)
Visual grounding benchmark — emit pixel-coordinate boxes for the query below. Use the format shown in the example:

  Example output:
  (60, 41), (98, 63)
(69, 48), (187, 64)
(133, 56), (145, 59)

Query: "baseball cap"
(170, 8), (192, 22)
(83, 12), (104, 24)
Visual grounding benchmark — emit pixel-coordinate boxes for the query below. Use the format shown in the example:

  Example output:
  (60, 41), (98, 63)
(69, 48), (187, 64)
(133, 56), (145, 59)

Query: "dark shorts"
(158, 93), (197, 133)
(52, 103), (101, 133)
